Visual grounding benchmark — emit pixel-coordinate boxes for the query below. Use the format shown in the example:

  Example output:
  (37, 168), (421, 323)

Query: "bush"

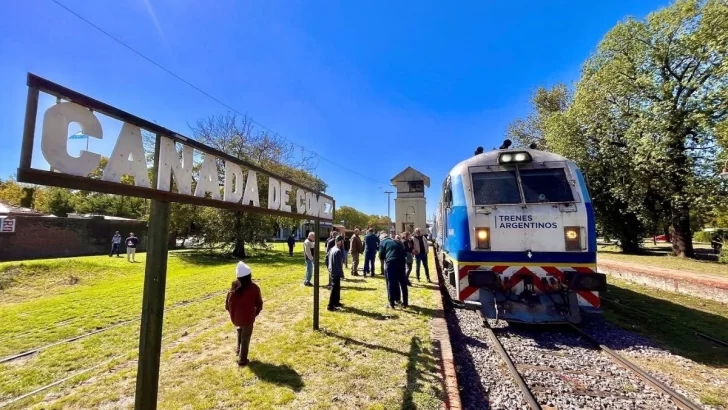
(720, 246), (728, 264)
(693, 231), (712, 243)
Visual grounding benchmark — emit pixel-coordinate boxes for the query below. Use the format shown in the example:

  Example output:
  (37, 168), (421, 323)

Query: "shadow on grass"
(340, 306), (399, 320)
(247, 361), (304, 392)
(402, 336), (442, 410)
(602, 283), (728, 367)
(173, 249), (298, 267)
(321, 330), (407, 356)
(339, 286), (377, 291)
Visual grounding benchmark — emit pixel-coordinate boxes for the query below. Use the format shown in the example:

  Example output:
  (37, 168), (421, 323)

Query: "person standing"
(378, 233), (407, 308)
(342, 231), (350, 270)
(379, 231), (388, 275)
(109, 231), (122, 257)
(327, 236), (345, 311)
(413, 228), (431, 282)
(125, 232), (139, 263)
(402, 231), (415, 285)
(303, 232), (315, 286)
(287, 234), (296, 257)
(225, 261), (263, 366)
(363, 228), (379, 277)
(350, 228), (364, 276)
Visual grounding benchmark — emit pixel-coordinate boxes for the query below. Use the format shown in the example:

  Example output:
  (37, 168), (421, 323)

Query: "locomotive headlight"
(498, 151), (532, 164)
(476, 228), (490, 249)
(564, 227), (581, 251)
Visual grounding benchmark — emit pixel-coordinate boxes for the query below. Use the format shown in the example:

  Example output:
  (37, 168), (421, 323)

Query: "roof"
(390, 167), (431, 187)
(0, 201), (45, 216)
(66, 213), (138, 221)
(449, 148), (572, 176)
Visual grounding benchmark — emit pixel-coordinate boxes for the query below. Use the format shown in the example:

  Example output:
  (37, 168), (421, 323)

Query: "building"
(391, 167), (429, 234)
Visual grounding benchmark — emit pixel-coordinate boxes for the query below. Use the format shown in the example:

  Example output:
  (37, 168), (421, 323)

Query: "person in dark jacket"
(342, 231), (350, 270)
(225, 261), (263, 366)
(378, 233), (407, 309)
(412, 228), (431, 282)
(402, 231), (415, 285)
(363, 228), (380, 277)
(327, 236), (345, 311)
(287, 234), (296, 257)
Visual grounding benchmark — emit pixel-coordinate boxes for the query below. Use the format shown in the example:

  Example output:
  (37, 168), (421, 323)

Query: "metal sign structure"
(0, 218), (16, 233)
(17, 73), (333, 410)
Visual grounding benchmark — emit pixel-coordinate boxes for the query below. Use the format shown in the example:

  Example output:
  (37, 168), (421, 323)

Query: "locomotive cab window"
(520, 168), (574, 203)
(471, 171), (521, 205)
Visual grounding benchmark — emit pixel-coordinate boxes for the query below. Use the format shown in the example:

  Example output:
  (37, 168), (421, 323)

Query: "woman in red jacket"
(225, 261), (263, 366)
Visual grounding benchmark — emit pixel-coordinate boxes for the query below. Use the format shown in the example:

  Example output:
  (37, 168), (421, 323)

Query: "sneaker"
(304, 282), (313, 287)
(402, 304), (409, 309)
(238, 359), (249, 367)
(335, 303), (344, 307)
(327, 306), (340, 312)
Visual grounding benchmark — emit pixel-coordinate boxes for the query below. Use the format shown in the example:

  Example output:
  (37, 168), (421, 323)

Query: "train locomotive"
(434, 141), (606, 324)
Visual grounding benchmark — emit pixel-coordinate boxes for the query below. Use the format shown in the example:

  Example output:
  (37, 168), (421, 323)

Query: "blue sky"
(0, 0), (668, 220)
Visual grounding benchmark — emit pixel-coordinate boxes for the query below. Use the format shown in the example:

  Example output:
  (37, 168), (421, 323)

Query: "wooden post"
(19, 87), (39, 170)
(313, 220), (320, 330)
(134, 199), (171, 410)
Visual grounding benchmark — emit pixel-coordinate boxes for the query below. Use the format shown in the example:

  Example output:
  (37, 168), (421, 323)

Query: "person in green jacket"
(378, 233), (407, 309)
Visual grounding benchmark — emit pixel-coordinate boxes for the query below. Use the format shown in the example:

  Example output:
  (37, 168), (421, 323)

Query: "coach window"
(471, 171), (521, 205)
(519, 168), (575, 203)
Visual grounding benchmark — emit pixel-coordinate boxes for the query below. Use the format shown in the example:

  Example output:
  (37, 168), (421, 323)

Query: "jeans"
(288, 244), (294, 256)
(304, 258), (313, 284)
(385, 260), (401, 305)
(406, 262), (413, 279)
(397, 264), (409, 306)
(236, 325), (254, 363)
(416, 253), (430, 280)
(363, 250), (376, 275)
(328, 276), (341, 308)
(109, 243), (120, 257)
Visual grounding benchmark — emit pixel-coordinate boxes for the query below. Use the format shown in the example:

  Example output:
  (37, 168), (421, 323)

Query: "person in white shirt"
(303, 232), (315, 286)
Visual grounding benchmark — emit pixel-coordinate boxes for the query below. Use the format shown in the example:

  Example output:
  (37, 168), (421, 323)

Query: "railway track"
(483, 320), (703, 410)
(0, 289), (226, 364)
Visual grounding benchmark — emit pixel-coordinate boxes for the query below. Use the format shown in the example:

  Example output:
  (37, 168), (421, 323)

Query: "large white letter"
(319, 197), (330, 219)
(268, 177), (281, 210)
(194, 153), (221, 200)
(224, 161), (244, 203)
(102, 123), (150, 187)
(157, 137), (193, 195)
(296, 190), (307, 214)
(306, 192), (320, 217)
(280, 182), (292, 213)
(242, 170), (260, 207)
(41, 102), (102, 176)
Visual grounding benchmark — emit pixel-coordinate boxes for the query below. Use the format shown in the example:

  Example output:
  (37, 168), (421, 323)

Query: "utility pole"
(384, 190), (393, 232)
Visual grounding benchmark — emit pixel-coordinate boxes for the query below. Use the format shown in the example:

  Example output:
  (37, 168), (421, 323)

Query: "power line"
(49, 0), (390, 187)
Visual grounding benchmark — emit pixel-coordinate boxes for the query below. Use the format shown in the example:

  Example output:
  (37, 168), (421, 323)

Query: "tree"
(509, 0), (728, 257)
(0, 178), (26, 207)
(188, 112), (324, 258)
(336, 206), (369, 230)
(367, 215), (391, 232)
(506, 84), (571, 149)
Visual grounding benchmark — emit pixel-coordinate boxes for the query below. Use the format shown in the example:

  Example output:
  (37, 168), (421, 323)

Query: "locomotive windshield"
(472, 171), (521, 205)
(471, 167), (575, 205)
(520, 168), (574, 203)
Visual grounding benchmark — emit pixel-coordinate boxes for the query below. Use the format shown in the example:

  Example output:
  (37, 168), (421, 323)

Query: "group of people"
(109, 231), (140, 262)
(299, 226), (431, 311)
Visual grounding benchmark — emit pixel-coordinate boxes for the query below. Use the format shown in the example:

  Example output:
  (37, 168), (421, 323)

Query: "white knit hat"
(236, 261), (251, 278)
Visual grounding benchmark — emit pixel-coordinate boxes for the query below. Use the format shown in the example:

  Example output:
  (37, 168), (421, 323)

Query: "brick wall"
(0, 216), (148, 261)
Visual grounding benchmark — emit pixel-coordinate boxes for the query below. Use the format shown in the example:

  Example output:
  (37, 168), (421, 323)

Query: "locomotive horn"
(499, 139), (512, 150)
(529, 142), (538, 149)
(474, 146), (484, 155)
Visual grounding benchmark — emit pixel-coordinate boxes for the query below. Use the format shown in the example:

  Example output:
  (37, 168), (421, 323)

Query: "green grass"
(0, 244), (444, 409)
(602, 278), (728, 408)
(598, 245), (728, 277)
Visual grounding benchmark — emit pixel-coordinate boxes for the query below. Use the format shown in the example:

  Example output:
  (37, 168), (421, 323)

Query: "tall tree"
(506, 84), (571, 149)
(335, 206), (369, 230)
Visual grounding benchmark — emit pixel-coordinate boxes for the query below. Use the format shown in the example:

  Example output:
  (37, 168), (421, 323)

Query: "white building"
(391, 167), (429, 234)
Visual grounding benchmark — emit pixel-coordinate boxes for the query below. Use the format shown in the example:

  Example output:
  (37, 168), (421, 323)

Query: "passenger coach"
(435, 142), (606, 324)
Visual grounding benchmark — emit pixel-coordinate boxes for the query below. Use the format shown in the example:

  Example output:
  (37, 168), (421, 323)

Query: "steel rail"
(482, 321), (542, 410)
(568, 324), (703, 410)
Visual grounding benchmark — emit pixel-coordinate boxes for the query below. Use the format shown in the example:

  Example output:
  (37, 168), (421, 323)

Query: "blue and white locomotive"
(435, 141), (606, 324)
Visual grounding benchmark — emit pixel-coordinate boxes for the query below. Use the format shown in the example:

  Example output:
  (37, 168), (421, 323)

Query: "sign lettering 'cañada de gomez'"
(18, 74), (334, 220)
